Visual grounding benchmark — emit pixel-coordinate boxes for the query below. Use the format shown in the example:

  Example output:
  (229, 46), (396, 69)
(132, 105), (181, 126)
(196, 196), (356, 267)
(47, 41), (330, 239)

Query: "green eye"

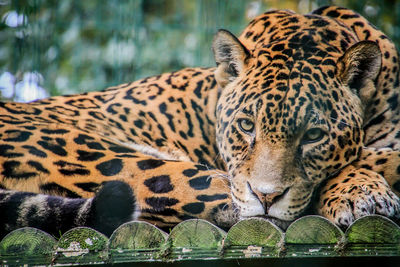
(238, 118), (255, 133)
(302, 128), (325, 144)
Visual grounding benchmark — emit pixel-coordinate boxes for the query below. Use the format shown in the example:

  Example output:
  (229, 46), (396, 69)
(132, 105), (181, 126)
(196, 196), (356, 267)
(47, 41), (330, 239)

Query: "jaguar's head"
(212, 14), (381, 222)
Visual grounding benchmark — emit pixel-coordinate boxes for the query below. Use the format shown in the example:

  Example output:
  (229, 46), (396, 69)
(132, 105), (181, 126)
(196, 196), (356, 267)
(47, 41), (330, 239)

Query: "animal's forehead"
(225, 10), (364, 122)
(242, 11), (358, 55)
(235, 57), (342, 122)
(247, 43), (338, 92)
(243, 42), (337, 96)
(251, 28), (354, 62)
(236, 15), (359, 108)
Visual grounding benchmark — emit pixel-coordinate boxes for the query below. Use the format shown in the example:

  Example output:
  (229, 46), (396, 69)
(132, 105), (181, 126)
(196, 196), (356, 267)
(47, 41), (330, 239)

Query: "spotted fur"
(1, 6), (400, 237)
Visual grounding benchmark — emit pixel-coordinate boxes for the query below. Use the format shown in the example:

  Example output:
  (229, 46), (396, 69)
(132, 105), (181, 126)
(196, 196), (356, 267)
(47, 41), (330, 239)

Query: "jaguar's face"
(213, 23), (381, 221)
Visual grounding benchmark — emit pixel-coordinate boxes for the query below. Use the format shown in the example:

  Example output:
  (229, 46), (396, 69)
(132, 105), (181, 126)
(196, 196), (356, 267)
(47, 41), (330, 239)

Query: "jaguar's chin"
(234, 188), (313, 230)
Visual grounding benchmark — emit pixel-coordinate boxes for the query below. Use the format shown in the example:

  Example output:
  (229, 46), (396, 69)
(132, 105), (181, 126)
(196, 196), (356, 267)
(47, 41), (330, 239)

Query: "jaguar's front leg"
(353, 147), (400, 195)
(316, 164), (400, 228)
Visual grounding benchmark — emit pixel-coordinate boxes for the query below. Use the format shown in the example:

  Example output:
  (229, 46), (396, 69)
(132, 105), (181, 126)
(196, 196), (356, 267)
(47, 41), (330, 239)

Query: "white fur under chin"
(232, 191), (264, 217)
(267, 196), (294, 221)
(268, 189), (310, 221)
(235, 187), (300, 221)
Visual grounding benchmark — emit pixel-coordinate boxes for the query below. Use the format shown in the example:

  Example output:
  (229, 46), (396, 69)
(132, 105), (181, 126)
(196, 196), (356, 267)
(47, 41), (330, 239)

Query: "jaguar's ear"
(337, 41), (381, 103)
(212, 29), (250, 88)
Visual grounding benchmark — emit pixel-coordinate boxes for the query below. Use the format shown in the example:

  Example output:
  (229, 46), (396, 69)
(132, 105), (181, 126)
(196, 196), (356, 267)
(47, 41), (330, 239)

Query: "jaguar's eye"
(302, 128), (325, 144)
(238, 118), (255, 133)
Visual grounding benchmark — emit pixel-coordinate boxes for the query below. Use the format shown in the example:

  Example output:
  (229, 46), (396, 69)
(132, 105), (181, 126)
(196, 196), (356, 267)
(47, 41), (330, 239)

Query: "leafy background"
(0, 0), (399, 102)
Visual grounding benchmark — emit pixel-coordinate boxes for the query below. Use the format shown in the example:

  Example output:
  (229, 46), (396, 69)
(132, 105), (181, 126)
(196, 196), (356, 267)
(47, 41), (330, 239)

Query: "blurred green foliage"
(0, 0), (399, 101)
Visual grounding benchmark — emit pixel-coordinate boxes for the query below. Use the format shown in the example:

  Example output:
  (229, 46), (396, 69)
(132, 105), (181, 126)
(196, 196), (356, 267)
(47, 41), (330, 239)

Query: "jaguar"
(1, 6), (400, 237)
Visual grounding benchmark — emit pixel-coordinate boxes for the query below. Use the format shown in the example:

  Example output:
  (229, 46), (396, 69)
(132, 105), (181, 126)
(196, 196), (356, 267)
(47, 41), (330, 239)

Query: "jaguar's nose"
(247, 182), (289, 212)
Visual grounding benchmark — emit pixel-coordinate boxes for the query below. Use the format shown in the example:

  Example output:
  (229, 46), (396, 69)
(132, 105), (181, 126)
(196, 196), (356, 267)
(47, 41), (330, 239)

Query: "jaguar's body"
(1, 6), (400, 237)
